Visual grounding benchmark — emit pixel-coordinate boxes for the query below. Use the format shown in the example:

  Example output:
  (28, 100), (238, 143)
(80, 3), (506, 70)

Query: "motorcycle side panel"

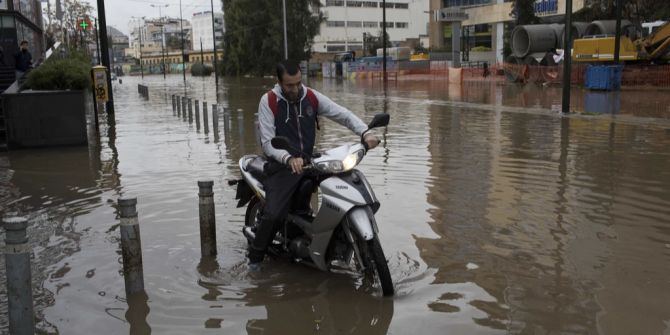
(239, 155), (266, 200)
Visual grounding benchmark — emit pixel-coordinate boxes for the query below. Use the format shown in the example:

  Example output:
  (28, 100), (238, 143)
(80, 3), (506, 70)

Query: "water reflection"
(243, 273), (394, 335)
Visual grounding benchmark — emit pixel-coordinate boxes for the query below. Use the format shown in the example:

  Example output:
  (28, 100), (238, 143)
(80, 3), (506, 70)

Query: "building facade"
(127, 17), (191, 59)
(314, 0), (429, 54)
(429, 0), (586, 64)
(191, 11), (223, 51)
(0, 0), (44, 66)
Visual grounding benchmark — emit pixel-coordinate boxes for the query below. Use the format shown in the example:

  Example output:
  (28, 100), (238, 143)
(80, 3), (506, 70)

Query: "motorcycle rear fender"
(235, 180), (254, 208)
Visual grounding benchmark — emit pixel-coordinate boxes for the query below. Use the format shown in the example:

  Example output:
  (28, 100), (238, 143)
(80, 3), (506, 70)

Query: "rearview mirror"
(368, 113), (390, 129)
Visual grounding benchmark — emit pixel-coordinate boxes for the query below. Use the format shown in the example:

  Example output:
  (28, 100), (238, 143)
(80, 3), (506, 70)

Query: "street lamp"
(131, 16), (145, 79)
(151, 4), (169, 79)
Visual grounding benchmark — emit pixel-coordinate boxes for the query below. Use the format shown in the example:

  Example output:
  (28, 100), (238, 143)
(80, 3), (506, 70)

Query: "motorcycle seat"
(243, 155), (267, 182)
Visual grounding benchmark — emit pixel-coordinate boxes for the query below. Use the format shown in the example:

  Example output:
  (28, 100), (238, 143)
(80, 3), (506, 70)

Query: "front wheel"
(355, 234), (394, 296)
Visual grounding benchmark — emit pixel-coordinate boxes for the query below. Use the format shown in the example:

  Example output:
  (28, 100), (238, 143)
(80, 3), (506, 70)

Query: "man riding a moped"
(231, 60), (393, 296)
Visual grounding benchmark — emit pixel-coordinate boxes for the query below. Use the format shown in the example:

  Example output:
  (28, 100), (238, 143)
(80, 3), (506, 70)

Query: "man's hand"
(363, 133), (380, 150)
(288, 157), (304, 174)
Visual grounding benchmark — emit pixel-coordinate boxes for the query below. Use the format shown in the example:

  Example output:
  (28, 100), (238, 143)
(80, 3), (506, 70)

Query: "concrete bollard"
(203, 102), (209, 134)
(3, 217), (35, 335)
(176, 96), (181, 117)
(118, 198), (145, 296)
(182, 98), (187, 121)
(212, 104), (219, 132)
(195, 99), (201, 130)
(188, 98), (193, 123)
(172, 95), (176, 113)
(198, 181), (217, 257)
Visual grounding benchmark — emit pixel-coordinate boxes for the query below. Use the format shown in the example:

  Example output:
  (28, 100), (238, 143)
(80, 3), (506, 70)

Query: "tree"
(510, 0), (539, 25)
(222, 0), (323, 76)
(365, 30), (390, 57)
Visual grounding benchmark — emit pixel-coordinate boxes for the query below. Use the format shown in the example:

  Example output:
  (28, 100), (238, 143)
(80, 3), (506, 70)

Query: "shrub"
(471, 46), (492, 52)
(191, 63), (213, 76)
(25, 50), (91, 90)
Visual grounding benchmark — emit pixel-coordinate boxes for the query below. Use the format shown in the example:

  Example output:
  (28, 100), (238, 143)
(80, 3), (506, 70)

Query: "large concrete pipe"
(549, 24), (564, 49)
(561, 22), (589, 48)
(584, 20), (632, 36)
(512, 25), (558, 58)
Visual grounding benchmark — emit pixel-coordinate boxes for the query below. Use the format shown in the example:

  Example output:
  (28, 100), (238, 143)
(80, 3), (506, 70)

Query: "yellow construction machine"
(573, 21), (670, 63)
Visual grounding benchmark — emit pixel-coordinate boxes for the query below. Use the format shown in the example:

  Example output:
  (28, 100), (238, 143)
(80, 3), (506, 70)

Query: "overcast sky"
(59, 0), (222, 35)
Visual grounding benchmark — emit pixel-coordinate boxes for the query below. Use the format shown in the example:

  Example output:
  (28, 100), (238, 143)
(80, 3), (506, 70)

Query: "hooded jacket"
(258, 84), (368, 164)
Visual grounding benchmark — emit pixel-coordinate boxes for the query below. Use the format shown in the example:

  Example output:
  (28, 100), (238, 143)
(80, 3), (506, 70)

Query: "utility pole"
(97, 0), (115, 117)
(282, 0), (288, 59)
(382, 0), (387, 83)
(210, 0), (219, 92)
(200, 37), (204, 64)
(613, 0), (623, 64)
(131, 16), (145, 79)
(151, 4), (169, 79)
(179, 0), (186, 82)
(561, 0), (573, 114)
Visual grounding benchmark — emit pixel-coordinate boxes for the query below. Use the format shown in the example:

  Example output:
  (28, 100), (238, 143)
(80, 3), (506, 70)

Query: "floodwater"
(1, 74), (670, 334)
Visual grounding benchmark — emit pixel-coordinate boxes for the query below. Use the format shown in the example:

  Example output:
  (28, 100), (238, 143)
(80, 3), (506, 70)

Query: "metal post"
(95, 18), (101, 64)
(210, 0), (220, 92)
(198, 181), (217, 257)
(613, 0), (622, 64)
(172, 95), (176, 112)
(3, 217), (35, 335)
(212, 104), (219, 131)
(188, 98), (193, 123)
(97, 0), (115, 117)
(176, 96), (181, 116)
(118, 198), (145, 296)
(561, 0), (573, 114)
(282, 0), (288, 60)
(203, 102), (209, 134)
(195, 99), (200, 130)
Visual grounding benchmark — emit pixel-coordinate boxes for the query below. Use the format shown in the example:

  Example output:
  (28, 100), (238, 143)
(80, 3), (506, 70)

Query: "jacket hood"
(272, 83), (307, 103)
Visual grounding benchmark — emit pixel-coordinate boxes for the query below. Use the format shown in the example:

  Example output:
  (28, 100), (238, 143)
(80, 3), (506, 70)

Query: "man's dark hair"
(276, 60), (301, 82)
(20, 40), (28, 46)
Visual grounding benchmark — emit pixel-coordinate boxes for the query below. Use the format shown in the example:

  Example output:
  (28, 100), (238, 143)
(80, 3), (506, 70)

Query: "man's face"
(279, 70), (302, 102)
(20, 43), (27, 51)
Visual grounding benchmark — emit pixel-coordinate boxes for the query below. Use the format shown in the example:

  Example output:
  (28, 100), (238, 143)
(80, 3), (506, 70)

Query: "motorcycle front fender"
(347, 206), (375, 241)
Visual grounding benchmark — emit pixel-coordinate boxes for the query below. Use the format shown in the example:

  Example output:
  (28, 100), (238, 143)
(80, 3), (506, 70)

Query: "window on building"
(362, 1), (377, 7)
(396, 22), (408, 28)
(327, 45), (346, 52)
(326, 20), (345, 27)
(363, 21), (378, 28)
(347, 21), (362, 28)
(443, 0), (492, 7)
(380, 21), (393, 28)
(346, 1), (363, 7)
(394, 3), (409, 9)
(381, 2), (393, 8)
(326, 0), (344, 6)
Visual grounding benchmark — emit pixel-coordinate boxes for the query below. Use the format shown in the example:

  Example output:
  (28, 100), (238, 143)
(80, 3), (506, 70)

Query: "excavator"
(572, 21), (670, 63)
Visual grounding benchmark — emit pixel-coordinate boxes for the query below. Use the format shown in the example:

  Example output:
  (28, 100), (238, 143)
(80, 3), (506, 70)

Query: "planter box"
(2, 87), (93, 148)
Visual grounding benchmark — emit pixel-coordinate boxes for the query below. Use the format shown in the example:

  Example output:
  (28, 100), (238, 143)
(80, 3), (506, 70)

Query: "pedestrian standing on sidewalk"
(14, 40), (32, 80)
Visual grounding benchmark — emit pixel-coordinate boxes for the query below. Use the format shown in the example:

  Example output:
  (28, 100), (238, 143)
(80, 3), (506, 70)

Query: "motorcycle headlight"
(342, 150), (364, 171)
(316, 150), (364, 173)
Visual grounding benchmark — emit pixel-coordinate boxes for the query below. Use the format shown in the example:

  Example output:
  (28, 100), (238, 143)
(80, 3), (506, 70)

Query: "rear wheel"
(354, 234), (394, 296)
(244, 196), (262, 244)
